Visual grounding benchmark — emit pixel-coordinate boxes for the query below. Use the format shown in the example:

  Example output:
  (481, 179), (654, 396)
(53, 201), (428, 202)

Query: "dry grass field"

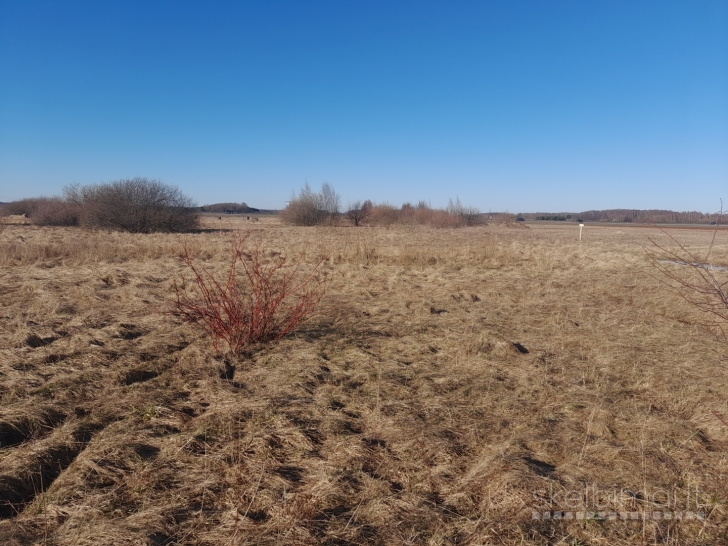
(0, 216), (726, 545)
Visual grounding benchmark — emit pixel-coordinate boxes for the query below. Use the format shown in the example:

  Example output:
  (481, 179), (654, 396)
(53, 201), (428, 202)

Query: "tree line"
(1, 178), (198, 232)
(280, 182), (482, 228)
(519, 209), (723, 224)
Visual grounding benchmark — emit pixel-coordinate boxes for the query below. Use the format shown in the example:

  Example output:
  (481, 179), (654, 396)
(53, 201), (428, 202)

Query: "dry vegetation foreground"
(0, 217), (726, 545)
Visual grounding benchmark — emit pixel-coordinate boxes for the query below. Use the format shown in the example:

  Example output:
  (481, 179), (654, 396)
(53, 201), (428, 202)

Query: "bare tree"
(320, 182), (341, 220)
(280, 182), (341, 226)
(648, 200), (727, 340)
(346, 200), (372, 226)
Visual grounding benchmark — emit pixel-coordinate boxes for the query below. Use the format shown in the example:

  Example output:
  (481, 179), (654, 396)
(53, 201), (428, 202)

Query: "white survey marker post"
(579, 223), (584, 241)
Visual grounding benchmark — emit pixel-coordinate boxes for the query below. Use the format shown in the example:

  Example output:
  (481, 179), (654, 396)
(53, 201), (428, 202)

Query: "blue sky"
(1, 1), (726, 212)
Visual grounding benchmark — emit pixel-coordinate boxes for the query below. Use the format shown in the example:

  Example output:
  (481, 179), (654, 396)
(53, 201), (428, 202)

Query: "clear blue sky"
(1, 1), (726, 212)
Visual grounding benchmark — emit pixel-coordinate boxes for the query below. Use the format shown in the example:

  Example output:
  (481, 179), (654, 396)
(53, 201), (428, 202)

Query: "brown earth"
(0, 216), (726, 545)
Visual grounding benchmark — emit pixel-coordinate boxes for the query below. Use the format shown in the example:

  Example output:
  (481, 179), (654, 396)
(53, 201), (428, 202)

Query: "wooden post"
(579, 223), (584, 241)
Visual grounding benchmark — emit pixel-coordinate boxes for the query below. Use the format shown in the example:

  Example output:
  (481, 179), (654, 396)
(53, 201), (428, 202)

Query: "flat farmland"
(0, 218), (726, 545)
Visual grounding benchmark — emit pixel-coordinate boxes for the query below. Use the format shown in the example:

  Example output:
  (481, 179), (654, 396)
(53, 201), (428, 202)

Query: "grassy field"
(0, 216), (726, 545)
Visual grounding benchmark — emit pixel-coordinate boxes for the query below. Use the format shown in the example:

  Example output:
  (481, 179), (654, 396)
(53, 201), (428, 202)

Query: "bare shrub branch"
(31, 197), (81, 226)
(647, 200), (727, 340)
(172, 233), (328, 354)
(0, 197), (80, 226)
(447, 197), (482, 226)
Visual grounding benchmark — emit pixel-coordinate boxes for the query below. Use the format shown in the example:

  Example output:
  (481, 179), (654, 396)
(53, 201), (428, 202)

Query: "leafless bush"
(399, 202), (426, 224)
(364, 200), (474, 228)
(0, 197), (80, 226)
(648, 201), (727, 340)
(280, 182), (341, 226)
(346, 200), (372, 226)
(0, 198), (43, 217)
(431, 209), (466, 228)
(172, 233), (328, 354)
(367, 203), (400, 226)
(65, 178), (198, 233)
(446, 197), (482, 226)
(32, 198), (81, 226)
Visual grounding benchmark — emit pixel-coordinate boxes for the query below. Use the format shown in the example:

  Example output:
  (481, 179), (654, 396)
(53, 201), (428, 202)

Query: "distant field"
(525, 219), (727, 229)
(0, 217), (726, 545)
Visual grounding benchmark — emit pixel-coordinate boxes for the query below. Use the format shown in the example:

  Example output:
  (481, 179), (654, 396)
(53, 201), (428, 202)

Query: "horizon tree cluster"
(0, 178), (199, 233)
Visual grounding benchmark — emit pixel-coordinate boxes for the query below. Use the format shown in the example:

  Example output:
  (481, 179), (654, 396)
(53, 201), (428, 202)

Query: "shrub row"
(0, 197), (80, 226)
(281, 183), (482, 228)
(1, 178), (198, 233)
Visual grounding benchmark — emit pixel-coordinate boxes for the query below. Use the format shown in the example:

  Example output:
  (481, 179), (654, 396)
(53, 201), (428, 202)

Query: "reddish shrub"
(173, 234), (327, 354)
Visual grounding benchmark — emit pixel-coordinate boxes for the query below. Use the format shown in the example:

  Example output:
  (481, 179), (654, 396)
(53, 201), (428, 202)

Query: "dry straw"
(0, 216), (726, 545)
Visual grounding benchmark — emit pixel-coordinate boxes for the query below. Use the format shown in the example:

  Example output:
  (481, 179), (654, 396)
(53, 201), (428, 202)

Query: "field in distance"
(0, 217), (726, 545)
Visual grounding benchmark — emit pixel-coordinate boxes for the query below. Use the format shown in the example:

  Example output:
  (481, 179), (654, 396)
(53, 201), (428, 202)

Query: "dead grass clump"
(173, 233), (328, 354)
(0, 407), (67, 448)
(0, 215), (30, 226)
(0, 227), (185, 267)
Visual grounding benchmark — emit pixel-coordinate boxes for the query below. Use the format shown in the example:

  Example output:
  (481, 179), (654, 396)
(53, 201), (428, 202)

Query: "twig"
(645, 200), (727, 340)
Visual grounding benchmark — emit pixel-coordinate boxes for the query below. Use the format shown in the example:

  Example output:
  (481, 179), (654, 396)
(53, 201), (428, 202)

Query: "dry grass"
(0, 218), (726, 545)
